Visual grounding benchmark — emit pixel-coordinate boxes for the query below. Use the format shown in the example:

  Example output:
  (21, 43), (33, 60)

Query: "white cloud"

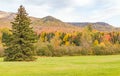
(82, 7), (120, 22)
(25, 5), (52, 18)
(68, 0), (120, 23)
(69, 0), (95, 7)
(52, 7), (78, 21)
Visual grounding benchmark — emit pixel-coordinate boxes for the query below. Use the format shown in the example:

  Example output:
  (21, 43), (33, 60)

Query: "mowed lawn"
(0, 55), (120, 76)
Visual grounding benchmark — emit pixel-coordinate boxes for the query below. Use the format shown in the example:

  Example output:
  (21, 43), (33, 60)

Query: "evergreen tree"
(4, 5), (38, 61)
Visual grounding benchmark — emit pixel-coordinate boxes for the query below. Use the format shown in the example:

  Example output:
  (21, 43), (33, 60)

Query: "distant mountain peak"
(44, 16), (54, 18)
(41, 16), (61, 22)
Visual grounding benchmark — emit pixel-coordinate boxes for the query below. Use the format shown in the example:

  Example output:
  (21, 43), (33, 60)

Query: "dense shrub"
(35, 41), (120, 56)
(35, 42), (97, 56)
(36, 46), (52, 56)
(92, 46), (106, 55)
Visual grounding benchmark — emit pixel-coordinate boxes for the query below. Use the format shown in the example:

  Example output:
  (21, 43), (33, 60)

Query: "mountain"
(0, 11), (72, 27)
(68, 22), (116, 31)
(42, 16), (61, 22)
(0, 11), (14, 27)
(0, 10), (119, 32)
(35, 16), (72, 27)
(0, 11), (81, 33)
(0, 11), (11, 18)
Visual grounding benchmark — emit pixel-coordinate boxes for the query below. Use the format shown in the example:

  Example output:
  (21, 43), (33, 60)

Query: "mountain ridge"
(0, 10), (119, 32)
(68, 22), (116, 31)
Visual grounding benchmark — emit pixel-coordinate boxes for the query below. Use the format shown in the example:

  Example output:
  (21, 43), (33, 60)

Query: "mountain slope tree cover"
(3, 5), (38, 61)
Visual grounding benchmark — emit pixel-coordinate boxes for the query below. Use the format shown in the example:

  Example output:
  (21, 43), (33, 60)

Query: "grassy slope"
(0, 55), (120, 76)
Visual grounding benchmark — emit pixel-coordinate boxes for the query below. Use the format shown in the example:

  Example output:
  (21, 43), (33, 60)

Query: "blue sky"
(0, 0), (120, 27)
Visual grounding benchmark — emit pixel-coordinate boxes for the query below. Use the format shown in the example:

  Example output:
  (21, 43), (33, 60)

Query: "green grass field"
(0, 55), (120, 76)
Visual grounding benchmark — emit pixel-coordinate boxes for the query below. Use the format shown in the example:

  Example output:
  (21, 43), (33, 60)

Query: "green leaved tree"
(3, 5), (38, 61)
